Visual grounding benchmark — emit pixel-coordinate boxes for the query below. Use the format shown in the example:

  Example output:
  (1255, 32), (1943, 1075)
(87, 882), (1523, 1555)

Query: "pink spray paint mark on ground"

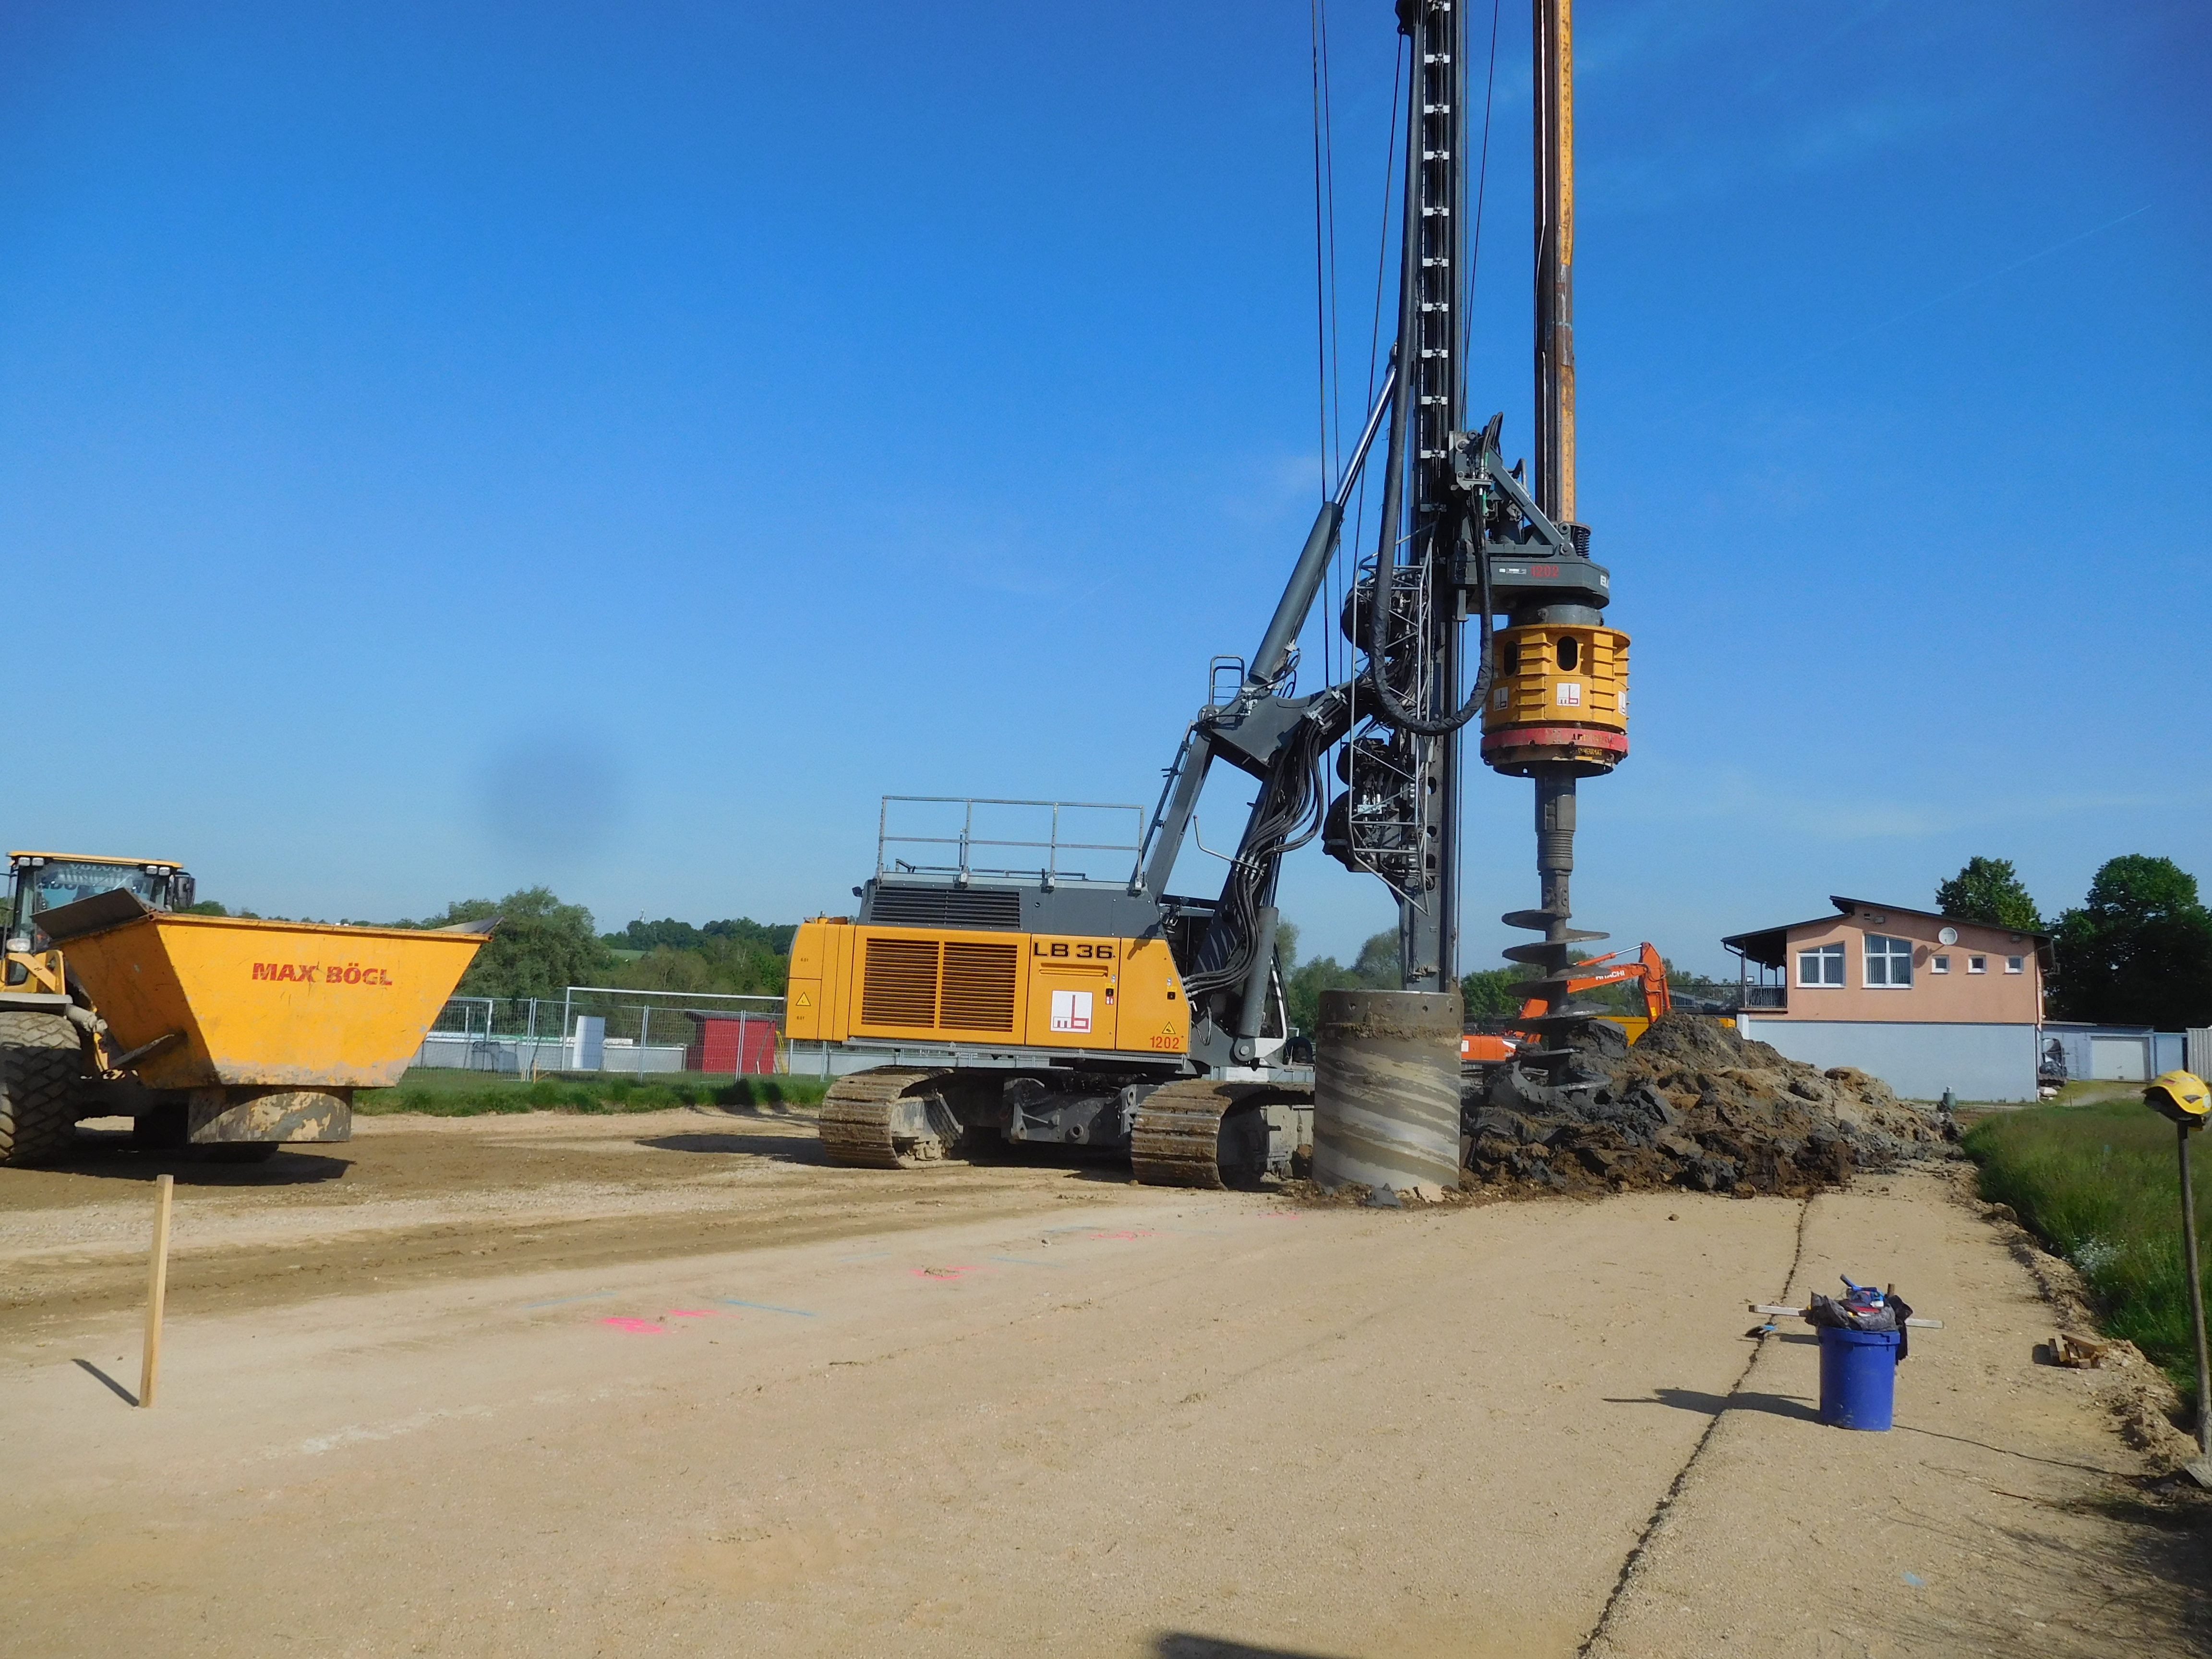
(911, 1265), (988, 1281)
(1088, 1229), (1157, 1241)
(665, 1310), (714, 1318)
(602, 1317), (667, 1334)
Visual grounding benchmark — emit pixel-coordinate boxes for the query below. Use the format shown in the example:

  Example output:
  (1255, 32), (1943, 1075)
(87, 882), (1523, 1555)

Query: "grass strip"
(1964, 1101), (2208, 1396)
(357, 1070), (830, 1117)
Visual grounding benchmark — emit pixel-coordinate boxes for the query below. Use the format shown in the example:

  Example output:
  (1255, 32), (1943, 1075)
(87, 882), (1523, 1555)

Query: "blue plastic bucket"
(1817, 1325), (1902, 1430)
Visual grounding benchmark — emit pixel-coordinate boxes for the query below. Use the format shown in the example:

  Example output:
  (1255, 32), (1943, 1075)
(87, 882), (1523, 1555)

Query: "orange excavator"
(1462, 942), (1672, 1065)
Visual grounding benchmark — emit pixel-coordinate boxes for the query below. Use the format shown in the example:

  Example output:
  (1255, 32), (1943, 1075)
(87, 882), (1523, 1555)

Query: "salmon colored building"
(1722, 896), (2052, 1103)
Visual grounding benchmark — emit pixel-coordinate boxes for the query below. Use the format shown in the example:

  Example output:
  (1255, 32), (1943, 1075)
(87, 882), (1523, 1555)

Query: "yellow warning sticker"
(796, 992), (812, 1008)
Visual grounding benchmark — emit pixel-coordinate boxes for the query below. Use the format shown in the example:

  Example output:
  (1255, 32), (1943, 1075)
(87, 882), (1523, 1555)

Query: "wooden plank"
(1749, 1302), (1944, 1329)
(140, 1173), (173, 1408)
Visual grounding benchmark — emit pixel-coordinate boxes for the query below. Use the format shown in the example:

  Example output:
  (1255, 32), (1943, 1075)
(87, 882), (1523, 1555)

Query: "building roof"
(1721, 895), (2053, 971)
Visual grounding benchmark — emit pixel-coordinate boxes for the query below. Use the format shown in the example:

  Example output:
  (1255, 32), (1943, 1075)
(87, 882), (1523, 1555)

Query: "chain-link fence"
(410, 986), (787, 1077)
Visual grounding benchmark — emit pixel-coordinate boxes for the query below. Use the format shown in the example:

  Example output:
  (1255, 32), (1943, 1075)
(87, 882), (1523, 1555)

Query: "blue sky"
(3, 0), (2206, 975)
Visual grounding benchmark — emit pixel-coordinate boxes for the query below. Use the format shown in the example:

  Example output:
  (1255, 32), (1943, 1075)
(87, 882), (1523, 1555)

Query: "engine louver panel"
(860, 938), (939, 1028)
(869, 883), (1022, 931)
(938, 941), (1018, 1033)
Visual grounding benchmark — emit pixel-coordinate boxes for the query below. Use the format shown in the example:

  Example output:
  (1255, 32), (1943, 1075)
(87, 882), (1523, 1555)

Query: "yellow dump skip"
(52, 907), (488, 1090)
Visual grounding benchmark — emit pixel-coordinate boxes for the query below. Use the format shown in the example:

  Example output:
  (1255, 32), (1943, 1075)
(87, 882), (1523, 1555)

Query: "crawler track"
(1129, 1078), (1301, 1189)
(818, 1067), (962, 1169)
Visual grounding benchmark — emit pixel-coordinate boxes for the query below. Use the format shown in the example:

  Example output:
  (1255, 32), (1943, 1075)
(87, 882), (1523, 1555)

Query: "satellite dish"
(1938, 926), (1959, 946)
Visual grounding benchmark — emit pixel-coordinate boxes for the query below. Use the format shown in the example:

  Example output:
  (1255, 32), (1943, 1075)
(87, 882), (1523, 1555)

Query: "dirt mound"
(1460, 1012), (1955, 1197)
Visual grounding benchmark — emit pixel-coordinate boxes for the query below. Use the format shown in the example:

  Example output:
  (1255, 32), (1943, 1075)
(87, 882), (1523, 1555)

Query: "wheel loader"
(0, 850), (490, 1166)
(1, 852), (194, 1162)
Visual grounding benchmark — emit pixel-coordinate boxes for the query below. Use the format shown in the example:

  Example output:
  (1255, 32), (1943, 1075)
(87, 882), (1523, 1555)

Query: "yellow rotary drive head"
(2146, 1069), (2211, 1129)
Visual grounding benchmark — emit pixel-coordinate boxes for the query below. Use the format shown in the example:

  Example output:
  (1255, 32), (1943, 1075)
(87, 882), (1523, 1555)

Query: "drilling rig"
(785, 0), (1628, 1183)
(1481, 0), (1631, 1085)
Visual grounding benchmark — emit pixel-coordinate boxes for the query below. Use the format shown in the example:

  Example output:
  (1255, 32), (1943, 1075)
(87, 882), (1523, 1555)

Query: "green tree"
(602, 916), (797, 956)
(1936, 856), (2045, 933)
(609, 933), (790, 998)
(593, 915), (798, 997)
(414, 887), (616, 999)
(2049, 855), (2212, 1028)
(1351, 930), (1400, 984)
(1460, 962), (1536, 1018)
(1663, 961), (1735, 1008)
(1281, 926), (1399, 1034)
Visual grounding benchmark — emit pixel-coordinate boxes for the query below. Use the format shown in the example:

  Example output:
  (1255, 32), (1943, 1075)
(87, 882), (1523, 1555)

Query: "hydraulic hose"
(1364, 527), (1493, 737)
(1359, 28), (1493, 742)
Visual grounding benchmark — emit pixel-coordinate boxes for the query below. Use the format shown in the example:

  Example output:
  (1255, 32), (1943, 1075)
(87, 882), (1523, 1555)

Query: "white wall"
(1739, 1019), (2037, 1103)
(409, 1035), (690, 1074)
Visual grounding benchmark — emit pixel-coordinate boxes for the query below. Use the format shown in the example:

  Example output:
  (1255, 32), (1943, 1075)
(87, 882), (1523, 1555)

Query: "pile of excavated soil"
(1461, 1011), (1957, 1196)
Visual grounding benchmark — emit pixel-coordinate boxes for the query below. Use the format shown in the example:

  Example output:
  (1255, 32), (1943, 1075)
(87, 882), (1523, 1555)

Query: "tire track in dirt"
(1577, 1195), (1815, 1655)
(0, 1108), (1138, 1342)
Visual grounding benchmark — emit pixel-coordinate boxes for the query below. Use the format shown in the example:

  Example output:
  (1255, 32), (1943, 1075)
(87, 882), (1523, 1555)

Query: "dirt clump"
(1460, 1012), (1954, 1197)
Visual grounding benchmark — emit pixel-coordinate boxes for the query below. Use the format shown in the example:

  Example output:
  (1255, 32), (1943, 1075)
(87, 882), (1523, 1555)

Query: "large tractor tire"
(0, 1010), (84, 1166)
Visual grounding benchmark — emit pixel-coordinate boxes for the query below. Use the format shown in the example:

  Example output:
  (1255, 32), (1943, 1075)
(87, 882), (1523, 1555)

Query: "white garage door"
(2091, 1036), (2149, 1082)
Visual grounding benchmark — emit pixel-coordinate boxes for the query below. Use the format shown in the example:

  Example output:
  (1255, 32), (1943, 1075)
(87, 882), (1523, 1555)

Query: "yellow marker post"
(2146, 1070), (2211, 1455)
(140, 1173), (174, 1408)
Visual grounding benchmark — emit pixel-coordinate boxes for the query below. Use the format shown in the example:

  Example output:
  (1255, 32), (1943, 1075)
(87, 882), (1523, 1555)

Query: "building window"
(1798, 942), (1845, 987)
(1865, 934), (1913, 987)
(2005, 956), (2024, 974)
(1932, 955), (1949, 974)
(1968, 955), (1986, 974)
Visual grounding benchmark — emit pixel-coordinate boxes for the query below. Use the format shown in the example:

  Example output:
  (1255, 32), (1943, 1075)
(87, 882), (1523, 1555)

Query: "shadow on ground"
(72, 1358), (137, 1407)
(36, 1134), (350, 1186)
(1878, 1497), (2212, 1654)
(637, 1133), (827, 1161)
(1154, 1636), (1353, 1659)
(1604, 1386), (1822, 1424)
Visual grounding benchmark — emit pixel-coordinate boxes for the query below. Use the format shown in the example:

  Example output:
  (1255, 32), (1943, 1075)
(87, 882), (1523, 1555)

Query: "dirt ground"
(1, 1107), (2205, 1658)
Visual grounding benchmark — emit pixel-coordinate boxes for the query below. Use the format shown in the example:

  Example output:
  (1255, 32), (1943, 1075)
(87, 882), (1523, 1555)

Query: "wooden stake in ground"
(2143, 1070), (2212, 1474)
(141, 1172), (173, 1408)
(2175, 1121), (2211, 1454)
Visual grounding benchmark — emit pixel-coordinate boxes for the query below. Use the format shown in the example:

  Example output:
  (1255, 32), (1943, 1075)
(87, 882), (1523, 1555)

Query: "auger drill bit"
(1502, 766), (1610, 1084)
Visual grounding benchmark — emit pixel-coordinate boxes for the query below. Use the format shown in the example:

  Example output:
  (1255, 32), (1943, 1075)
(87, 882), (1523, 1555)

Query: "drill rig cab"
(789, 780), (1316, 1188)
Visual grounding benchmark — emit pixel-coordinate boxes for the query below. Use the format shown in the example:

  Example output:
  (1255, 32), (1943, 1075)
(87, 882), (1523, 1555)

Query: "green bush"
(1964, 1102), (2210, 1396)
(356, 1071), (830, 1118)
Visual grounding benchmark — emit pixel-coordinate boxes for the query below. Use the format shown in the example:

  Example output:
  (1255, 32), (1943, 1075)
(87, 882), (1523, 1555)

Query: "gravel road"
(0, 1108), (2201, 1657)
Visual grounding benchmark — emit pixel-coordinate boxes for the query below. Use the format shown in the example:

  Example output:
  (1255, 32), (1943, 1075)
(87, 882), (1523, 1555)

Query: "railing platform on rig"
(876, 796), (1144, 891)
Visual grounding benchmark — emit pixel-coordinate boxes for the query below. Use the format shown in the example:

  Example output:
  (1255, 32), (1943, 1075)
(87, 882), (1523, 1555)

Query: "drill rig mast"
(1123, 0), (1630, 1085)
(1328, 0), (1626, 1072)
(792, 0), (1628, 1183)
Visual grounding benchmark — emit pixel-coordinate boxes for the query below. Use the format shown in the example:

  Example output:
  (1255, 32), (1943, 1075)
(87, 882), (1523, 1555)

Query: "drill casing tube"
(1313, 988), (1462, 1195)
